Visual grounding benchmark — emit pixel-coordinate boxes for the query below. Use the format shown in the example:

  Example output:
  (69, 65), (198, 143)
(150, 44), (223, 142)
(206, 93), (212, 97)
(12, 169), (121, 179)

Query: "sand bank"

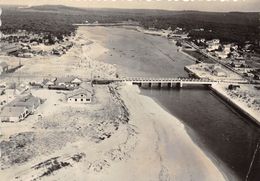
(115, 84), (227, 181)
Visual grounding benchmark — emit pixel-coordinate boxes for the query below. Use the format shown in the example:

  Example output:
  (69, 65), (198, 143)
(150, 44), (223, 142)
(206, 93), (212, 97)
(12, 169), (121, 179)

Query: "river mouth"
(82, 26), (260, 181)
(140, 86), (260, 181)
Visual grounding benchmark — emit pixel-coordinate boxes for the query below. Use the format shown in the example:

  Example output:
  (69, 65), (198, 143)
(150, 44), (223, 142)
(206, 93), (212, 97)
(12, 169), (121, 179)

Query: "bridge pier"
(127, 78), (215, 89)
(177, 82), (183, 88)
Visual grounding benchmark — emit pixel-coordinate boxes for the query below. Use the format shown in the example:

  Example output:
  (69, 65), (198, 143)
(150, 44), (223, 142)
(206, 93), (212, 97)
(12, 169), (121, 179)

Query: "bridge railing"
(121, 77), (214, 82)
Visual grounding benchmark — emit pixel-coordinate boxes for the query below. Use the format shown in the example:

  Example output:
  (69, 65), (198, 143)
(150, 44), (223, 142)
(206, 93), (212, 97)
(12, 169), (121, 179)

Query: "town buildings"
(55, 76), (82, 87)
(206, 39), (220, 52)
(0, 94), (41, 122)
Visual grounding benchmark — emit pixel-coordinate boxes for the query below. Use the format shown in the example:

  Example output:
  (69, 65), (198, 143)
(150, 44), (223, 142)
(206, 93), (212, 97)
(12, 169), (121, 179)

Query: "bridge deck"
(118, 77), (216, 83)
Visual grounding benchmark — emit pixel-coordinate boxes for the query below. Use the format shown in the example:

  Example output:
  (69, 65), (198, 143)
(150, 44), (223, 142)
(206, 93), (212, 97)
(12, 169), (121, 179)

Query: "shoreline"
(210, 85), (260, 126)
(184, 66), (260, 126)
(119, 84), (231, 181)
(138, 87), (238, 181)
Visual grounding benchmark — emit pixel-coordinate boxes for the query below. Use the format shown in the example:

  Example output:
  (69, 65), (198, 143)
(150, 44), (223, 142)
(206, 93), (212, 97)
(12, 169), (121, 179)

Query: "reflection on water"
(142, 87), (260, 181)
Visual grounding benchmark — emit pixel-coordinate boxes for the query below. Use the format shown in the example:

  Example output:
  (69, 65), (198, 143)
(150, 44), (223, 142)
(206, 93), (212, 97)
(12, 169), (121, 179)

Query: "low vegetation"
(1, 5), (259, 47)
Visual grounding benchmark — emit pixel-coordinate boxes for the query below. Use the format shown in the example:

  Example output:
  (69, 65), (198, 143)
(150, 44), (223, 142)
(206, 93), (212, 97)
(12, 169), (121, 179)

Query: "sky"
(0, 0), (259, 12)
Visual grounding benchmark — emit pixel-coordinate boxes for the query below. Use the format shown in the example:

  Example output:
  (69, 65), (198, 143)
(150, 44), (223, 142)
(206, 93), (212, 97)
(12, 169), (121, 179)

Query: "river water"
(84, 26), (260, 180)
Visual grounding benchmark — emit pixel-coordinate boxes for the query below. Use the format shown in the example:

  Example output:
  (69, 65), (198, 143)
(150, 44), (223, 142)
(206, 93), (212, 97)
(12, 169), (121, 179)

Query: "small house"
(1, 94), (42, 122)
(7, 94), (41, 114)
(230, 61), (247, 68)
(42, 78), (56, 87)
(55, 76), (82, 88)
(71, 78), (83, 86)
(0, 106), (29, 122)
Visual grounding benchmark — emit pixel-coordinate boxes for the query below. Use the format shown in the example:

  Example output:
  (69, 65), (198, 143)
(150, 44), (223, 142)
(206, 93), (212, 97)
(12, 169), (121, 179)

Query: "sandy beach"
(0, 26), (232, 180)
(117, 84), (227, 181)
(0, 84), (227, 181)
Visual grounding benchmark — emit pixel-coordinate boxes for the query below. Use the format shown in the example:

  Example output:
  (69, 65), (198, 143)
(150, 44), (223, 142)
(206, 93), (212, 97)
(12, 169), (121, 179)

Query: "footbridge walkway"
(109, 77), (218, 88)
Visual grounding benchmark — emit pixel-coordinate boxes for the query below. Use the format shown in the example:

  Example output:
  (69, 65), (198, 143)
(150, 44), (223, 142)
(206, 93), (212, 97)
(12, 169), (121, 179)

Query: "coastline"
(119, 83), (229, 181)
(0, 25), (258, 180)
(139, 87), (239, 181)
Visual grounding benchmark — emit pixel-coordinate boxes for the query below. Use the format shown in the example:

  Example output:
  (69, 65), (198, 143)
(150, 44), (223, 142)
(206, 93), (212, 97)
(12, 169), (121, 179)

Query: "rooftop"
(7, 94), (41, 109)
(0, 106), (26, 117)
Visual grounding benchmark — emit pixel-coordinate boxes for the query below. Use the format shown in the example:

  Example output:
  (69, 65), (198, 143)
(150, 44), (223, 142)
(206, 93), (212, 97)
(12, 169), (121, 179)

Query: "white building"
(66, 83), (93, 104)
(206, 39), (221, 52)
(55, 76), (83, 88)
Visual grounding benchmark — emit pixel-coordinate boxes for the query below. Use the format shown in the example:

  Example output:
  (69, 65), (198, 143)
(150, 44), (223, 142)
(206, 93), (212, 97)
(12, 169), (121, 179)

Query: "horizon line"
(0, 4), (259, 13)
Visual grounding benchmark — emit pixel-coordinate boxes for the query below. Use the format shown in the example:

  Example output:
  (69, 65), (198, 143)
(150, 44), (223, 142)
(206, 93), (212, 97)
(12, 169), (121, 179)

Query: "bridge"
(95, 77), (217, 88)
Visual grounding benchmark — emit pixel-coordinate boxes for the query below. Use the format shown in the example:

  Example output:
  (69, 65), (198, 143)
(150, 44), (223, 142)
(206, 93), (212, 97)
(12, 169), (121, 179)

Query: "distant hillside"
(0, 5), (259, 44)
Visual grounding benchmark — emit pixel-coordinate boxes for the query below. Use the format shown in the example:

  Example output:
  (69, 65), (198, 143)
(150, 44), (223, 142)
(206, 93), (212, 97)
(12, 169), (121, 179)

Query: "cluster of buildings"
(167, 27), (189, 40)
(0, 94), (41, 122)
(41, 76), (83, 90)
(42, 76), (94, 103)
(0, 76), (94, 122)
(186, 36), (260, 81)
(1, 30), (64, 45)
(51, 42), (73, 56)
(204, 39), (243, 61)
(0, 30), (73, 57)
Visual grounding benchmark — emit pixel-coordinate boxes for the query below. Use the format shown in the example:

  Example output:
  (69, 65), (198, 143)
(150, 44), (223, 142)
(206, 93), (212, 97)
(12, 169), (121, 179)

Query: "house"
(71, 78), (83, 86)
(55, 76), (82, 88)
(42, 78), (56, 87)
(7, 94), (41, 114)
(66, 83), (93, 104)
(0, 62), (9, 74)
(0, 106), (29, 122)
(206, 39), (220, 52)
(1, 44), (19, 54)
(206, 39), (220, 45)
(230, 60), (247, 68)
(215, 51), (228, 59)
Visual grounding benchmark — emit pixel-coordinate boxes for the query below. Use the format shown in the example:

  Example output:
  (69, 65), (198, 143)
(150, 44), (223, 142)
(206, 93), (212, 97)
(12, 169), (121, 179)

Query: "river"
(83, 26), (260, 180)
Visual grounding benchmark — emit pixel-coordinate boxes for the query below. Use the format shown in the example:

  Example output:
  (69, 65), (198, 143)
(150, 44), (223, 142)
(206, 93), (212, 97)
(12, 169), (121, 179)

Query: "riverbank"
(211, 84), (260, 126)
(118, 84), (228, 180)
(79, 26), (258, 180)
(185, 64), (260, 126)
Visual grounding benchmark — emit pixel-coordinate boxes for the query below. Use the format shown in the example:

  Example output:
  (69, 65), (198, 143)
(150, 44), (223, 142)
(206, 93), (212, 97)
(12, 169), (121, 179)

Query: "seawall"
(184, 66), (260, 126)
(210, 85), (260, 126)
